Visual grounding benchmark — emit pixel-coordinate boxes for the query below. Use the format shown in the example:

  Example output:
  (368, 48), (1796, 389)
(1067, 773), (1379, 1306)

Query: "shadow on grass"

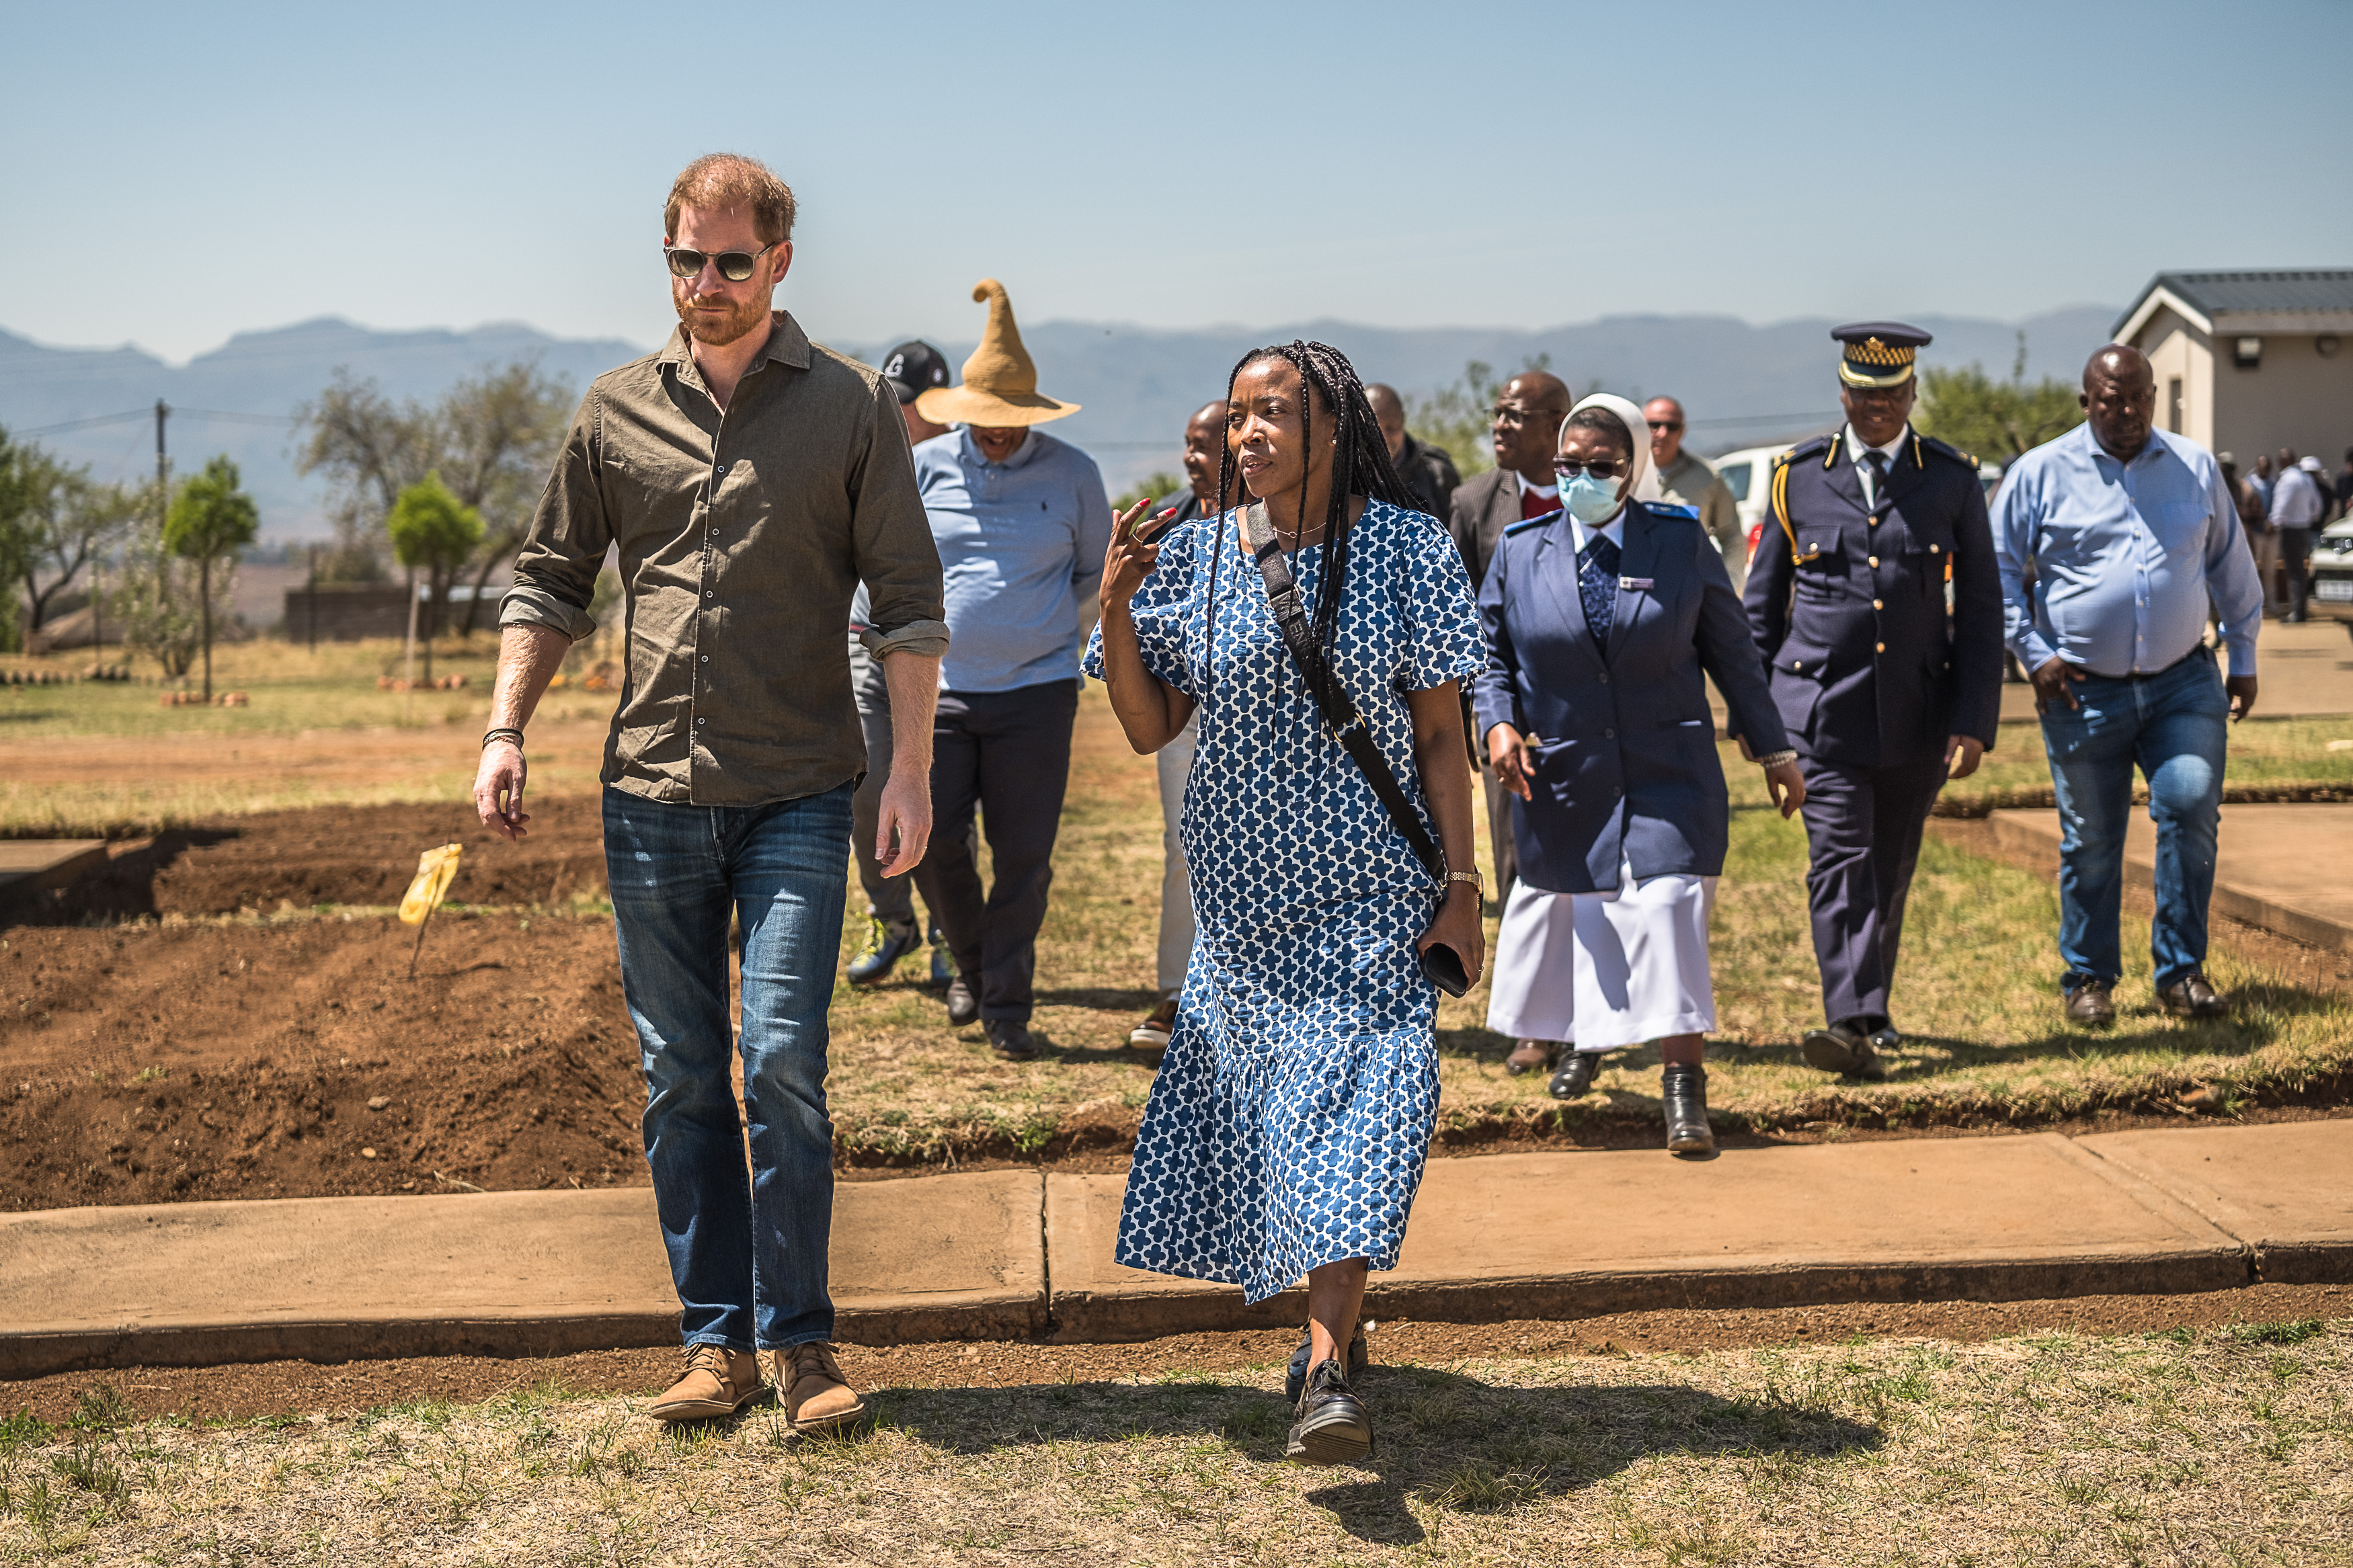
(1033, 985), (1160, 1014)
(845, 1368), (1878, 1545)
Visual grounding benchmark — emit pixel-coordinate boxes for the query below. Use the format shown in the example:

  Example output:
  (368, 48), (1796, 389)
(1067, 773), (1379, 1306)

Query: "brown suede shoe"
(647, 1344), (766, 1423)
(2157, 972), (2227, 1019)
(777, 1342), (867, 1433)
(1505, 1039), (1554, 1077)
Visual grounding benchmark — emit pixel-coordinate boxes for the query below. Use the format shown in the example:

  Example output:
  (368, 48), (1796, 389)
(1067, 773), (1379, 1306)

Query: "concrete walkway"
(5, 1121), (2347, 1377)
(1992, 803), (2353, 952)
(0, 840), (104, 901)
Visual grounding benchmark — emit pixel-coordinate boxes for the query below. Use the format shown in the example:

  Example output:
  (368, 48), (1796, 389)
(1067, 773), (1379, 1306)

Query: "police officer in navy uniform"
(1736, 323), (2003, 1079)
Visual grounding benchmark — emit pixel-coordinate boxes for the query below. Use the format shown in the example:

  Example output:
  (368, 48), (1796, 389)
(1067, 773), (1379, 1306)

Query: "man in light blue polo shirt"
(1993, 345), (2261, 1028)
(908, 280), (1114, 1061)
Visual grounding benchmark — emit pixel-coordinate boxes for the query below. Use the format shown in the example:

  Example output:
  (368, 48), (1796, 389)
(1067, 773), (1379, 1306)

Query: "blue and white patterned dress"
(1082, 498), (1484, 1303)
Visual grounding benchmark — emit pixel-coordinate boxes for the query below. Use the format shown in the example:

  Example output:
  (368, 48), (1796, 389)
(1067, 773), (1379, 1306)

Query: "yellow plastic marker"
(401, 843), (463, 977)
(400, 843), (463, 923)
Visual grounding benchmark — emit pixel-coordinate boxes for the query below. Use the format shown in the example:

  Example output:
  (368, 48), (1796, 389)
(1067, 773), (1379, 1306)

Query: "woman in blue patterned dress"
(1084, 341), (1485, 1464)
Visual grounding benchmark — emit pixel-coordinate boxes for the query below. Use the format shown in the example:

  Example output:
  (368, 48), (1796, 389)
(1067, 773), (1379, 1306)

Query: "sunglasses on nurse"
(664, 241), (779, 282)
(1553, 456), (1628, 481)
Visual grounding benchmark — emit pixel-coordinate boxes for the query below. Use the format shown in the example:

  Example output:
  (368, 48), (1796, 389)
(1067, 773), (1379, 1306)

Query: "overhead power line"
(14, 407), (153, 436)
(16, 405), (297, 437)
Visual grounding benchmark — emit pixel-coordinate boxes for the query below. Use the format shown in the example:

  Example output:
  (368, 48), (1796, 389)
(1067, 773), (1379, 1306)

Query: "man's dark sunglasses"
(1554, 457), (1628, 480)
(664, 241), (778, 282)
(1647, 419), (1683, 431)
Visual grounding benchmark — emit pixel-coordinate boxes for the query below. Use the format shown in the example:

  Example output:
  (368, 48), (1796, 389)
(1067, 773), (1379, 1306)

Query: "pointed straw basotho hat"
(914, 279), (1079, 427)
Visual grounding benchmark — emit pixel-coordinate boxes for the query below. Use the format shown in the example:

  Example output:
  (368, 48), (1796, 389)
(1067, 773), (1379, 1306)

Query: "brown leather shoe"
(2065, 980), (2116, 1026)
(1801, 1020), (1884, 1080)
(647, 1344), (766, 1423)
(1505, 1039), (1555, 1076)
(2157, 972), (2227, 1019)
(777, 1342), (867, 1433)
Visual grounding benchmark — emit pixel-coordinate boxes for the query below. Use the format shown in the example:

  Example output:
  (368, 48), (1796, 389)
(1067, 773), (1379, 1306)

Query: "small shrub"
(0, 1410), (51, 1452)
(68, 1383), (133, 1435)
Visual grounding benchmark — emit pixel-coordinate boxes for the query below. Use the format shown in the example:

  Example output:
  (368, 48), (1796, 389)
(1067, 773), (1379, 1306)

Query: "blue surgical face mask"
(1562, 471), (1624, 524)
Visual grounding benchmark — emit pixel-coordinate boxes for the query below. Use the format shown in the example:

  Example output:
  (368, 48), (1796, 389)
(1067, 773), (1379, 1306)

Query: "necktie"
(1578, 531), (1621, 653)
(1864, 449), (1888, 512)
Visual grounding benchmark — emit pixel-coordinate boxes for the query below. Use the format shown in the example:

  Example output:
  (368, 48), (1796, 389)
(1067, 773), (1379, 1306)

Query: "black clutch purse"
(1419, 941), (1471, 998)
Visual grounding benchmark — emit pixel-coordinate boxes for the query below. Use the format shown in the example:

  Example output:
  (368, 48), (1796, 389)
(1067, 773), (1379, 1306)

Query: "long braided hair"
(1209, 340), (1415, 665)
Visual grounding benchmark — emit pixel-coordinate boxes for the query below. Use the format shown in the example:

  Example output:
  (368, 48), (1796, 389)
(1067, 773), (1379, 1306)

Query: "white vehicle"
(1706, 442), (1796, 564)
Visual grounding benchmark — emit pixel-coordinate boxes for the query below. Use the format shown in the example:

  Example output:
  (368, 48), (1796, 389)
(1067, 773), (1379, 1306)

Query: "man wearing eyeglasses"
(1735, 323), (2002, 1083)
(1638, 397), (1747, 593)
(476, 153), (947, 1434)
(1445, 370), (1572, 921)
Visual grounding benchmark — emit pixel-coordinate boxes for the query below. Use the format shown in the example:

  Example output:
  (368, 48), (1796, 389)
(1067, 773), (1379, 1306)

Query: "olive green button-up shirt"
(501, 312), (948, 807)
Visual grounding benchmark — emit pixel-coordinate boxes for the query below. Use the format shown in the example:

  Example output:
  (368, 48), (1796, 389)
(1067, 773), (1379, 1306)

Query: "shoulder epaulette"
(1780, 435), (1833, 466)
(1918, 434), (1977, 468)
(1504, 507), (1564, 537)
(1634, 500), (1699, 522)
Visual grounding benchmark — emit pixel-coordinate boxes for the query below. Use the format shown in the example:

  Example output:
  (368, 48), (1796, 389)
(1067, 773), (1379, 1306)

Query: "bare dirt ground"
(7, 787), (2352, 1212)
(2, 913), (641, 1209)
(38, 797), (608, 919)
(3, 1282), (2346, 1423)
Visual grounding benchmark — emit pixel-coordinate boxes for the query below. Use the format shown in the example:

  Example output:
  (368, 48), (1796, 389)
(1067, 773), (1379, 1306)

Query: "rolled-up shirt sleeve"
(500, 391), (609, 643)
(2204, 461), (2263, 678)
(849, 376), (949, 661)
(1991, 465), (2057, 672)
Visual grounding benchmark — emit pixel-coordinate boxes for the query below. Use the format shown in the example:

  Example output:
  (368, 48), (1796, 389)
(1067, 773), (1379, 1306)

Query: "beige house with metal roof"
(2113, 270), (2353, 462)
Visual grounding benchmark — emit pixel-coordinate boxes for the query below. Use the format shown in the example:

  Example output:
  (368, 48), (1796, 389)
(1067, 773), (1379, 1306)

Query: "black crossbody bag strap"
(1244, 504), (1447, 889)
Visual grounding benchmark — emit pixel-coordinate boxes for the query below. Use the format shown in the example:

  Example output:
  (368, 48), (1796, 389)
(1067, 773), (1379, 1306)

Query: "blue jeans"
(2038, 649), (2228, 991)
(602, 782), (852, 1351)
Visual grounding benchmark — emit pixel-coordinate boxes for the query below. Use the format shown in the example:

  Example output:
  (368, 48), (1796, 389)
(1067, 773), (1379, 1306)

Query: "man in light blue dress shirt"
(1993, 345), (2261, 1026)
(906, 280), (1114, 1061)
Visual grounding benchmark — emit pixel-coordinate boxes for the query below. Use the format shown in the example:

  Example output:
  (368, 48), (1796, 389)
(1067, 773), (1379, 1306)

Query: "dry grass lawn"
(4, 1321), (2346, 1565)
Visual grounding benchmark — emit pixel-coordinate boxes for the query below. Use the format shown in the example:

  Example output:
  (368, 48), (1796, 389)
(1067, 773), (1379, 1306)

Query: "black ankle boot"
(1663, 1063), (1715, 1157)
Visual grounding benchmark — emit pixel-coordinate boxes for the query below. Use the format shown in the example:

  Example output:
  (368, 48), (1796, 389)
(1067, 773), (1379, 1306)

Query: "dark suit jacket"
(1739, 431), (2002, 768)
(1473, 501), (1790, 895)
(1448, 468), (1521, 591)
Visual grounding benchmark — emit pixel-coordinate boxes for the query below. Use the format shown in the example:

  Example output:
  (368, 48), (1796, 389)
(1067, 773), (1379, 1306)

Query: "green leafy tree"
(387, 472), (485, 684)
(0, 425), (32, 653)
(11, 450), (139, 633)
(1916, 333), (2085, 468)
(163, 456), (260, 700)
(295, 358), (573, 624)
(114, 501), (217, 680)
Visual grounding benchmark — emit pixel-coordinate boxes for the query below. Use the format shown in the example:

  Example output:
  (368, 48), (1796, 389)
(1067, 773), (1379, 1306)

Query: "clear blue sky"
(6, 0), (2349, 364)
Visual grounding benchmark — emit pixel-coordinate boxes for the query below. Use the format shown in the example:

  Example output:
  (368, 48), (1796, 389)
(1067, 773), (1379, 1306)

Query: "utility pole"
(153, 399), (169, 507)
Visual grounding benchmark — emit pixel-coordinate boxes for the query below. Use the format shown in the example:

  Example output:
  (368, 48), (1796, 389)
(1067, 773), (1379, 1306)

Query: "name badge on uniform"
(1618, 577), (1652, 590)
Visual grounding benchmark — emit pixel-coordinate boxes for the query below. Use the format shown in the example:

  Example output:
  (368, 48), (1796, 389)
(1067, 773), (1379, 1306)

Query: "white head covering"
(1563, 393), (1652, 499)
(2300, 454), (2325, 474)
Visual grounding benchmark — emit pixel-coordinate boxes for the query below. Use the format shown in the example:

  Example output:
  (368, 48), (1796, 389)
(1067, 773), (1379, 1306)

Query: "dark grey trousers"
(911, 679), (1079, 1022)
(1796, 753), (1950, 1026)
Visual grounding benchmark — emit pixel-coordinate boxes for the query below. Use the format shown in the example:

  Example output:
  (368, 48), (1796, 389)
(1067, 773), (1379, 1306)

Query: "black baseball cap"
(878, 340), (951, 406)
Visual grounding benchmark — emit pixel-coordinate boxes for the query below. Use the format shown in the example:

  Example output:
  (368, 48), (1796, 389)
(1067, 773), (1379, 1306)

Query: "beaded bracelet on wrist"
(1755, 749), (1798, 769)
(482, 727), (526, 751)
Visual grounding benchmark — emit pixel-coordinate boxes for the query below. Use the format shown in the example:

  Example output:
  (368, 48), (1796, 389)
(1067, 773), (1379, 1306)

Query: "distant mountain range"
(1, 306), (2118, 538)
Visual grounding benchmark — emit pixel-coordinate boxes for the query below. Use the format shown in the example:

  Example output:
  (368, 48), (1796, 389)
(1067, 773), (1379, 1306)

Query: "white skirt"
(1484, 860), (1718, 1051)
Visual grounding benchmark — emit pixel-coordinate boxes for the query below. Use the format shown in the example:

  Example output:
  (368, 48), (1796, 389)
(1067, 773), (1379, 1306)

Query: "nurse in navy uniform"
(1478, 394), (1806, 1155)
(1737, 323), (2003, 1079)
